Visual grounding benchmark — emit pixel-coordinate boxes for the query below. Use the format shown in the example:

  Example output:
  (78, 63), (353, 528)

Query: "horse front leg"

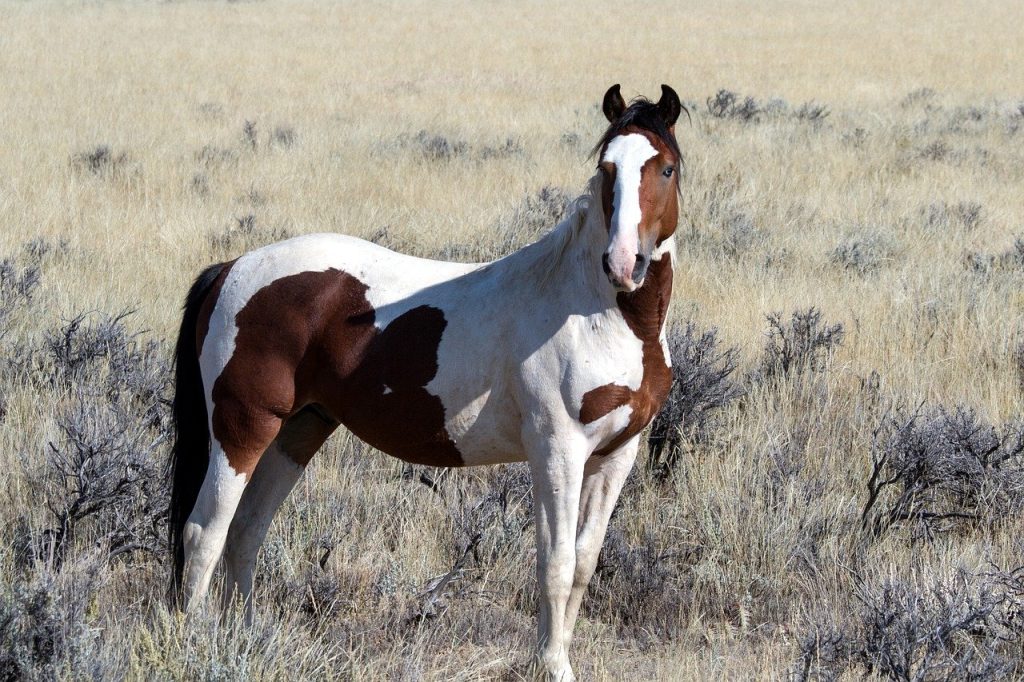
(525, 429), (588, 681)
(563, 435), (639, 644)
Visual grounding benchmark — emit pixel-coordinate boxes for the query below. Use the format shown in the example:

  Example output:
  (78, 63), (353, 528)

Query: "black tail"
(169, 262), (228, 603)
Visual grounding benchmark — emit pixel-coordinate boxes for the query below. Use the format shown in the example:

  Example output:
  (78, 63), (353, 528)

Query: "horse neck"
(497, 174), (613, 304)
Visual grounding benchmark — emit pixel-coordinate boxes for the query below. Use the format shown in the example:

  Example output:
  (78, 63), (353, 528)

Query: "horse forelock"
(591, 98), (683, 175)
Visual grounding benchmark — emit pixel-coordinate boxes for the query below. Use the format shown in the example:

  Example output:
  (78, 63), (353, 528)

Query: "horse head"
(595, 84), (684, 291)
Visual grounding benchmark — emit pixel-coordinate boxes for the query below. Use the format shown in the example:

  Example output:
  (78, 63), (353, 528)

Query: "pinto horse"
(169, 84), (684, 680)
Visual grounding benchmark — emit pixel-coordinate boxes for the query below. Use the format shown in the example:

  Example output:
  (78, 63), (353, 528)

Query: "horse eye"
(662, 167), (674, 178)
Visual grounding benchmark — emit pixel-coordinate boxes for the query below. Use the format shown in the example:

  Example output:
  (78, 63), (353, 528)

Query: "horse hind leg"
(222, 406), (338, 612)
(181, 407), (284, 609)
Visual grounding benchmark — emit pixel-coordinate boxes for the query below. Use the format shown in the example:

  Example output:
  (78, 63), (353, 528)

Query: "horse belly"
(322, 364), (523, 467)
(438, 387), (526, 466)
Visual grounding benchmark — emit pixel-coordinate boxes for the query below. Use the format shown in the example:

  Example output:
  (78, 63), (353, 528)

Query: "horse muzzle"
(602, 251), (648, 292)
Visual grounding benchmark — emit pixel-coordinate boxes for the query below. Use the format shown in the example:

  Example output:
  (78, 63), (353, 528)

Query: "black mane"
(592, 97), (685, 170)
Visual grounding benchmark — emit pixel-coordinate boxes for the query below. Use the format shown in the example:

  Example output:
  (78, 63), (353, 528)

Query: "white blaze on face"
(602, 133), (658, 290)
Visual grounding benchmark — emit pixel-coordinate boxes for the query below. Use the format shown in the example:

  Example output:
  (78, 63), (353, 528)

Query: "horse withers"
(170, 84), (685, 680)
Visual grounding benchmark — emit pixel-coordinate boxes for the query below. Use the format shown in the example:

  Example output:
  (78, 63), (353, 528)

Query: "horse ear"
(602, 84), (626, 123)
(657, 84), (682, 127)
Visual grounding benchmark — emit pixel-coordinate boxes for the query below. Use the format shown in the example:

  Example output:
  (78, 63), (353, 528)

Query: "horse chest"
(576, 254), (673, 455)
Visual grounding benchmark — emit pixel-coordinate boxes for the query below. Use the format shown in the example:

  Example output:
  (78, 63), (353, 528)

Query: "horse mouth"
(608, 274), (640, 292)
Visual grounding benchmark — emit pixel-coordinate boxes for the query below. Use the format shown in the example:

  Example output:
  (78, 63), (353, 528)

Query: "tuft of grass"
(71, 145), (132, 178)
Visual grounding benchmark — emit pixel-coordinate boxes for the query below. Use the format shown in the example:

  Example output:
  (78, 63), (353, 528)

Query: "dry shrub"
(719, 212), (766, 259)
(0, 242), (48, 415)
(242, 120), (259, 150)
(965, 237), (1024, 275)
(195, 144), (239, 169)
(40, 311), (170, 428)
(706, 89), (828, 123)
(830, 231), (900, 276)
(707, 89), (763, 122)
(401, 130), (470, 161)
(135, 604), (346, 680)
(410, 465), (535, 622)
(478, 137), (525, 160)
(209, 214), (293, 254)
(393, 129), (524, 164)
(0, 256), (41, 336)
(682, 208), (768, 261)
(71, 145), (133, 179)
(900, 87), (938, 109)
(586, 528), (694, 643)
(861, 405), (1024, 540)
(488, 185), (570, 256)
(16, 311), (171, 569)
(0, 240), (54, 342)
(760, 308), (845, 381)
(922, 201), (983, 232)
(795, 567), (1024, 681)
(28, 389), (169, 569)
(270, 125), (297, 149)
(647, 320), (742, 480)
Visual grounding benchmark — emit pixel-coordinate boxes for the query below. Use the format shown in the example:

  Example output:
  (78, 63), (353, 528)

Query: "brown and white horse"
(170, 84), (684, 680)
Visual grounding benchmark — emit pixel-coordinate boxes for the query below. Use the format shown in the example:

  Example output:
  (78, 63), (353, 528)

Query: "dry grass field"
(2, 0), (1024, 679)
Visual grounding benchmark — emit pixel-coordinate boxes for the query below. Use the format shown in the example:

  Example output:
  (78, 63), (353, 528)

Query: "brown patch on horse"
(580, 253), (673, 455)
(209, 268), (463, 475)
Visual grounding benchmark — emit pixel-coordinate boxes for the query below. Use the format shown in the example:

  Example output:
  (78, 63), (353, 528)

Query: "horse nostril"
(634, 253), (647, 267)
(601, 253), (611, 275)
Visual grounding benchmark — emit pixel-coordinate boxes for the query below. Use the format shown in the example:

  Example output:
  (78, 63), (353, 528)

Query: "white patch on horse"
(601, 133), (658, 285)
(223, 441), (306, 607)
(583, 403), (633, 451)
(653, 237), (676, 367)
(181, 446), (248, 603)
